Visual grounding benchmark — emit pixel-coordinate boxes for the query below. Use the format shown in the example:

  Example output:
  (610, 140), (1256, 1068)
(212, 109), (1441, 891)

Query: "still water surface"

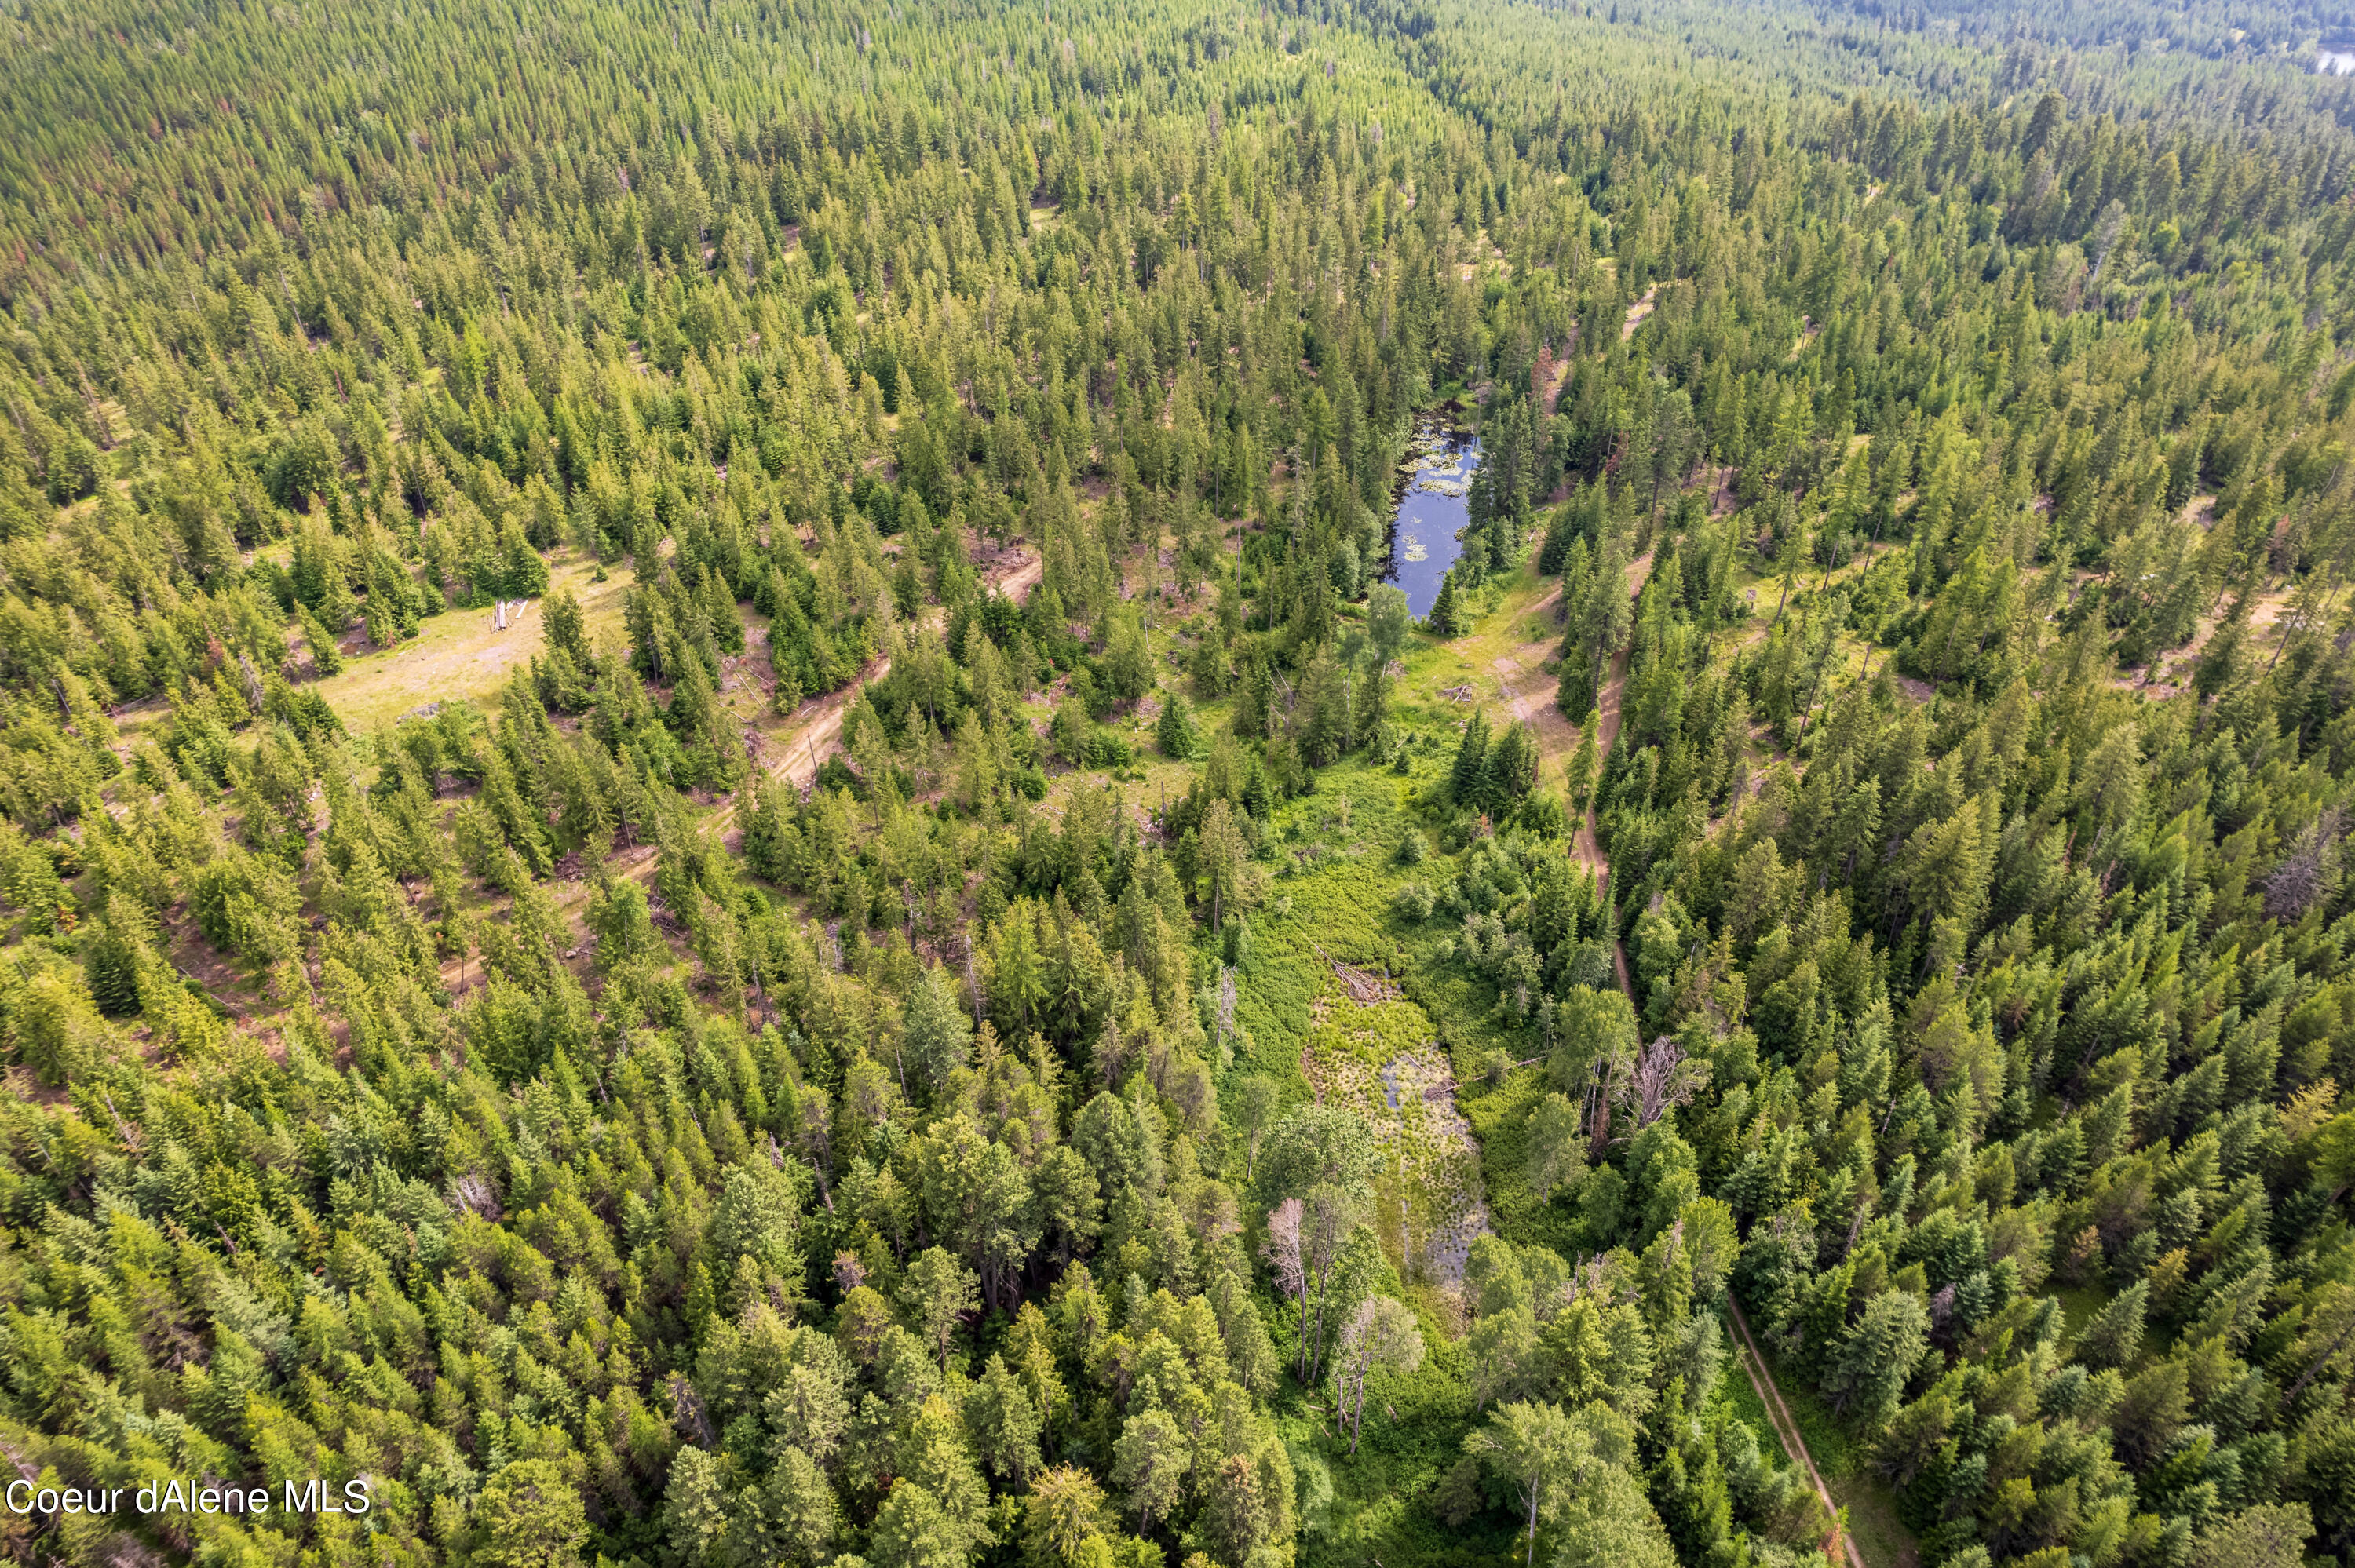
(1382, 419), (1483, 619)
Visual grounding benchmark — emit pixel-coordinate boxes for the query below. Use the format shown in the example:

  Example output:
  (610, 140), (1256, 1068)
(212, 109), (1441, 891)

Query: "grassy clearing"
(1276, 1350), (1521, 1568)
(1457, 1064), (1585, 1259)
(2050, 1283), (2114, 1340)
(1179, 564), (1626, 1564)
(1836, 1471), (1921, 1568)
(1305, 993), (1490, 1288)
(309, 549), (631, 733)
(1195, 694), (1532, 1564)
(1199, 564), (1590, 1272)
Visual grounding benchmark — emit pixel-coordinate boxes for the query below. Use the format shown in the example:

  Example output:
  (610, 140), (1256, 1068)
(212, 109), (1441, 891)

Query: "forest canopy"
(2, 2), (2355, 1568)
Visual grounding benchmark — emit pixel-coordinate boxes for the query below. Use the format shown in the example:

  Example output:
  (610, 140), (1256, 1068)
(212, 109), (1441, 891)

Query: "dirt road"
(1726, 1292), (1866, 1568)
(437, 548), (1046, 994)
(720, 545), (1046, 829)
(1565, 552), (1652, 999)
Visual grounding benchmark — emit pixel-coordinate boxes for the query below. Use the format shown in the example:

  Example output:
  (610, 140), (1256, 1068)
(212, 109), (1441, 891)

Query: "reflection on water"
(1382, 419), (1482, 619)
(2320, 49), (2355, 74)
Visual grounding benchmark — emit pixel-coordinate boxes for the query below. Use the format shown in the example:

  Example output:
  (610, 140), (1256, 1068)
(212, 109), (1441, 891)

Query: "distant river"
(2320, 49), (2355, 74)
(1382, 419), (1483, 619)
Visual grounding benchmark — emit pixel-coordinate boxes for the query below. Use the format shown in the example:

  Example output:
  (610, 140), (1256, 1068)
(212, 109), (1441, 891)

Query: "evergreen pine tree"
(1451, 709), (1492, 806)
(1428, 568), (1464, 637)
(297, 603), (343, 675)
(1156, 695), (1203, 759)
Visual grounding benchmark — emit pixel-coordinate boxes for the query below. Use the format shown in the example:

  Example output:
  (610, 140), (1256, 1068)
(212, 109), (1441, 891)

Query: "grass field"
(307, 549), (632, 733)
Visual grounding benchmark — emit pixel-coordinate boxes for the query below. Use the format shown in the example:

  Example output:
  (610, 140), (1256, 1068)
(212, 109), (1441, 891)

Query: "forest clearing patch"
(308, 552), (629, 733)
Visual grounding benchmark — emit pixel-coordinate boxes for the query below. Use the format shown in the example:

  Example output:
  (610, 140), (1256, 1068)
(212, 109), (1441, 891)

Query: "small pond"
(2320, 48), (2355, 74)
(1382, 418), (1483, 619)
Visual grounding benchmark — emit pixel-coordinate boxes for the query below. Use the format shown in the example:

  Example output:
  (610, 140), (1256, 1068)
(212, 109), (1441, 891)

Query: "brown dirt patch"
(1622, 285), (1659, 341)
(1492, 645), (1577, 763)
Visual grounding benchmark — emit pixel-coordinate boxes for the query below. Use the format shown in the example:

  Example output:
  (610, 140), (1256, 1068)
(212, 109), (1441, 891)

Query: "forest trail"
(1725, 1292), (1868, 1568)
(762, 669), (880, 794)
(1489, 578), (1568, 739)
(1565, 552), (1652, 1000)
(991, 552), (1046, 604)
(436, 638), (882, 994)
(1557, 544), (1869, 1567)
(730, 545), (1045, 824)
(1541, 341), (1575, 413)
(1492, 652), (1579, 766)
(1622, 284), (1659, 341)
(436, 550), (1045, 994)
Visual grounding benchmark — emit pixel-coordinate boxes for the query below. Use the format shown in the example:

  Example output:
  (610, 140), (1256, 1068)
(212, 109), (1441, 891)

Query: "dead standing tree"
(1622, 1034), (1707, 1128)
(1591, 1034), (1707, 1152)
(1265, 1197), (1305, 1353)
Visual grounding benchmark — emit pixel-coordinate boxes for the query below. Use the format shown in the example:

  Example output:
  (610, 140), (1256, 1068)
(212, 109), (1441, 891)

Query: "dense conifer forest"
(3, 1), (2355, 1566)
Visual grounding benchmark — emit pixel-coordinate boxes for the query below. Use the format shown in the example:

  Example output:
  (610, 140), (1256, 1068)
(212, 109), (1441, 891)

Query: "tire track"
(1725, 1290), (1865, 1568)
(1568, 552), (1651, 1001)
(715, 547), (1044, 835)
(436, 550), (1044, 993)
(1562, 542), (1866, 1566)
